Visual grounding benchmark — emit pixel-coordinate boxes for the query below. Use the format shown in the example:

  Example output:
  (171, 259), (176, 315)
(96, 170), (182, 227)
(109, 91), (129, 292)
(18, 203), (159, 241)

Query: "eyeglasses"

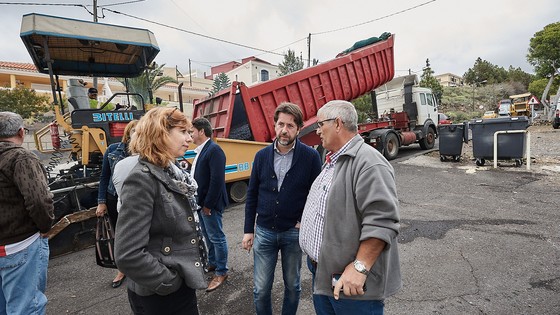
(316, 118), (337, 128)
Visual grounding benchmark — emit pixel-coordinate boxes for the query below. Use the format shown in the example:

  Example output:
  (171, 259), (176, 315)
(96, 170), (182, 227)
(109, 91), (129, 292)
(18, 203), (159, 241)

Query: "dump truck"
(370, 74), (438, 159)
(509, 92), (533, 117)
(498, 93), (539, 118)
(20, 13), (159, 256)
(190, 34), (437, 202)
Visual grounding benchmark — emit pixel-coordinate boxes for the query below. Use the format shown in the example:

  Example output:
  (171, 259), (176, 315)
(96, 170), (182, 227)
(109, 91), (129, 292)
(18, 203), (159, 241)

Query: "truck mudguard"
(421, 119), (438, 138)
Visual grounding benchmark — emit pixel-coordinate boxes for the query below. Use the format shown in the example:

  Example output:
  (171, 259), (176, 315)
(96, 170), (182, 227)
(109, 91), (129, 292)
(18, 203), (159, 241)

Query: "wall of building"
(225, 60), (279, 86)
(435, 73), (464, 87)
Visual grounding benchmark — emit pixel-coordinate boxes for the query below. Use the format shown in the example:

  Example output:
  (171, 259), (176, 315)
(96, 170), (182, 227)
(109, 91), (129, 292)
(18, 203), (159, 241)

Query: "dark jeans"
(127, 282), (199, 315)
(307, 257), (384, 315)
(253, 225), (302, 315)
(199, 207), (228, 276)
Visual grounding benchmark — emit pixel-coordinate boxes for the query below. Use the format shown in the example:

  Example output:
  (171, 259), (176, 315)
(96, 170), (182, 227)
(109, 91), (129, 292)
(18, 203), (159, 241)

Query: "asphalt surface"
(45, 147), (560, 315)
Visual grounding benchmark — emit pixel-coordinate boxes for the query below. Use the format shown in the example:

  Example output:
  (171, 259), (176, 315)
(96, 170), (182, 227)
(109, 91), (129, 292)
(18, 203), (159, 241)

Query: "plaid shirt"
(299, 135), (357, 262)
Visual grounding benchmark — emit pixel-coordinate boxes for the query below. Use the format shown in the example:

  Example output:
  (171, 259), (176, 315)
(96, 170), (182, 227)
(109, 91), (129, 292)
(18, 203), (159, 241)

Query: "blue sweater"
(244, 139), (321, 233)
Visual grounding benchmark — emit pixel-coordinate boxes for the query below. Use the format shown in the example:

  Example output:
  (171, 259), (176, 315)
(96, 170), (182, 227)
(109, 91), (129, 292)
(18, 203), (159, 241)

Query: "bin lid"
(470, 116), (528, 124)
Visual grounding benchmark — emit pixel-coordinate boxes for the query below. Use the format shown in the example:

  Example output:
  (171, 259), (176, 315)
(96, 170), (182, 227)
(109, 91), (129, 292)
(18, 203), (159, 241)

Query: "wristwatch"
(353, 260), (369, 275)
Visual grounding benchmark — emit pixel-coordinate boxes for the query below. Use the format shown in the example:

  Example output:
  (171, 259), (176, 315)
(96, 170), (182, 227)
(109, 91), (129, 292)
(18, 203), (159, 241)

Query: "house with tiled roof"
(207, 56), (279, 85)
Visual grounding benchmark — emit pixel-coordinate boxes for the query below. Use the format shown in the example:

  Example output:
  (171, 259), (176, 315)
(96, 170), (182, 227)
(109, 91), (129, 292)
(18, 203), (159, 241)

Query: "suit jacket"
(193, 139), (229, 211)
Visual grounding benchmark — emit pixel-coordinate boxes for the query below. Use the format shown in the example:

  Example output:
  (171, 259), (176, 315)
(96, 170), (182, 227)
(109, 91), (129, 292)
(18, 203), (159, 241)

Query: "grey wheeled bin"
(469, 116), (529, 167)
(437, 123), (468, 162)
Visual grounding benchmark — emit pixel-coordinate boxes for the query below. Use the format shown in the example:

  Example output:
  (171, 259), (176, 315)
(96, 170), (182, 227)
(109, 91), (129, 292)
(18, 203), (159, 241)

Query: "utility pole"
(92, 0), (98, 96)
(189, 59), (192, 86)
(307, 33), (311, 68)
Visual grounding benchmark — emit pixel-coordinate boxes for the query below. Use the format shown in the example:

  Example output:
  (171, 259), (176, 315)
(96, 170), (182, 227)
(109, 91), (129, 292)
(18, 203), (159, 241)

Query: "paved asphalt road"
(45, 149), (559, 315)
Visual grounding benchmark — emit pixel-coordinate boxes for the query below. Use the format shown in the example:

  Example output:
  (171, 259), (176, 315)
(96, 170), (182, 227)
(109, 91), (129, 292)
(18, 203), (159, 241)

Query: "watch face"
(354, 260), (367, 273)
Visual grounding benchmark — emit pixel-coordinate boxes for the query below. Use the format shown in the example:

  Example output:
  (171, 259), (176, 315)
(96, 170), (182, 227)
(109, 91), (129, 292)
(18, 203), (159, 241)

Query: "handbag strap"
(102, 215), (114, 238)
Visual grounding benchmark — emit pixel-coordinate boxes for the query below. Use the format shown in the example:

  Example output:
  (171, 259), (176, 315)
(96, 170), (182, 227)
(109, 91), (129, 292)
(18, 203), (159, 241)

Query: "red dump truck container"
(193, 34), (395, 146)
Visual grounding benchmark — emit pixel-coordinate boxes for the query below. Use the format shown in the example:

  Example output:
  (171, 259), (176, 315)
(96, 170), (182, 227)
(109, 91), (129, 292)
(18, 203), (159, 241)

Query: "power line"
(3, 0), (436, 66)
(311, 0), (437, 36)
(0, 1), (144, 7)
(99, 0), (145, 8)
(104, 8), (288, 57)
(102, 1), (434, 63)
(0, 2), (83, 7)
(0, 1), (145, 20)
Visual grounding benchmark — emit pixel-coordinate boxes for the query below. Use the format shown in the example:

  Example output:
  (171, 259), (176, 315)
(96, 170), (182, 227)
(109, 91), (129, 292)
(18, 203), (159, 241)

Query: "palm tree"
(117, 62), (177, 106)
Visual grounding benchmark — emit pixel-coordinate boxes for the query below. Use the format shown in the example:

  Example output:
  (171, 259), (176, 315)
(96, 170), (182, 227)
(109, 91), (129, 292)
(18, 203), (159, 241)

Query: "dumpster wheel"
(515, 159), (523, 167)
(453, 155), (461, 162)
(476, 158), (485, 166)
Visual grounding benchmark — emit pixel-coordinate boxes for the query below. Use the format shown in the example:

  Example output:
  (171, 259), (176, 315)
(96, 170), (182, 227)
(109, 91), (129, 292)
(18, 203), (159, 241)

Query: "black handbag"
(95, 215), (118, 269)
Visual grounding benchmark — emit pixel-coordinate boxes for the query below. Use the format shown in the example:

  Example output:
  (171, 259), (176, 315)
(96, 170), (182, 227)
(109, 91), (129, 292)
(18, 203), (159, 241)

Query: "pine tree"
(278, 50), (304, 76)
(419, 59), (444, 103)
(210, 73), (231, 96)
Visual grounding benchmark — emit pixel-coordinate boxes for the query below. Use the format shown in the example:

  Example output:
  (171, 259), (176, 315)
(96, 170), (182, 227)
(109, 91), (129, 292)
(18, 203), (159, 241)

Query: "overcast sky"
(1, 0), (559, 78)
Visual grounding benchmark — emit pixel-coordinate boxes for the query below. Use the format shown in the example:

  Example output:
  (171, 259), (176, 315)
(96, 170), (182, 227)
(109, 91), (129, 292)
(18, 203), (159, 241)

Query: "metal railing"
(493, 130), (530, 170)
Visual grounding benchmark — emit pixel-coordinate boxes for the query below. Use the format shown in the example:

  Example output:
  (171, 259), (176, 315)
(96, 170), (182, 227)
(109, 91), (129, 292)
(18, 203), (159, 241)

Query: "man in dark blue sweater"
(242, 103), (322, 315)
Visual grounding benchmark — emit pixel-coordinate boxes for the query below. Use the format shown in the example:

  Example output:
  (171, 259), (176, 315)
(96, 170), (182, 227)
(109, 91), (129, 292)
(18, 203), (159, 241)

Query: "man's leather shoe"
(111, 275), (126, 288)
(206, 274), (228, 292)
(205, 265), (216, 273)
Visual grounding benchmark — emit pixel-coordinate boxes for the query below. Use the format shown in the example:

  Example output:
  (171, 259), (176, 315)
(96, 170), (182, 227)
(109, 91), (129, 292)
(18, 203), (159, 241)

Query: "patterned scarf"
(166, 163), (199, 211)
(165, 162), (208, 269)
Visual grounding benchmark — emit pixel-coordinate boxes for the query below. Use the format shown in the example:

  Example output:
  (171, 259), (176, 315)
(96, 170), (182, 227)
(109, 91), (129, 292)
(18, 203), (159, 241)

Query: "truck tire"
(419, 127), (436, 150)
(229, 181), (248, 203)
(383, 133), (399, 160)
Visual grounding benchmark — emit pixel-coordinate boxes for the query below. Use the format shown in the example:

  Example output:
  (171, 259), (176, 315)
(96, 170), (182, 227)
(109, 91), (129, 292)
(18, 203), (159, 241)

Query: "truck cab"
(498, 99), (512, 116)
(375, 75), (438, 129)
(414, 87), (439, 126)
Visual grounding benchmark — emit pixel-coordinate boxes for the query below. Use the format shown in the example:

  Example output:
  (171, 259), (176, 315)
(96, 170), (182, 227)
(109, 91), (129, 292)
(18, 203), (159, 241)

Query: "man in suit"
(191, 117), (229, 292)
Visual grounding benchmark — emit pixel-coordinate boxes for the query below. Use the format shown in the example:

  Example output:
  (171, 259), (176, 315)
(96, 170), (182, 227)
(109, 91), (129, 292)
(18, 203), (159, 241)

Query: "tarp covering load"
(337, 32), (392, 56)
(20, 13), (159, 77)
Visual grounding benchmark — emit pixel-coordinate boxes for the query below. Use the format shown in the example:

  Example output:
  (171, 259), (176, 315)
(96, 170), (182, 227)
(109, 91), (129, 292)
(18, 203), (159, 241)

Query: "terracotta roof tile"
(0, 61), (38, 72)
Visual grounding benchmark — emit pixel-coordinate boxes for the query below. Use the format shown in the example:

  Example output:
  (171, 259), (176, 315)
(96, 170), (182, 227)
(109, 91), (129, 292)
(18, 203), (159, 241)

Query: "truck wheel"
(419, 128), (435, 150)
(383, 133), (399, 160)
(229, 181), (248, 203)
